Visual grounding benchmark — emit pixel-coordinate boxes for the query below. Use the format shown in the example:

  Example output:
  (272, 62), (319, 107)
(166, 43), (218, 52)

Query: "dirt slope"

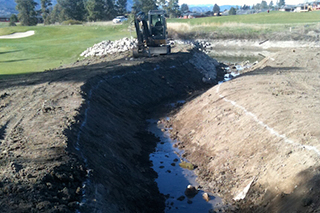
(0, 48), (219, 212)
(169, 47), (320, 212)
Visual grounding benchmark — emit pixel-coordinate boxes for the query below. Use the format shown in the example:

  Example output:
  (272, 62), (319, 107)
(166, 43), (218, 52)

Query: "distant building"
(0, 15), (10, 22)
(279, 5), (296, 12)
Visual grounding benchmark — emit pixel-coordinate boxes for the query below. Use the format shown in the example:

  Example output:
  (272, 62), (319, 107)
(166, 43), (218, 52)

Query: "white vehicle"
(112, 16), (128, 24)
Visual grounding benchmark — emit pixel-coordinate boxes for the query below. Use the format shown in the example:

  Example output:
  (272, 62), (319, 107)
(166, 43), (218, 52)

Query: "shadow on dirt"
(0, 121), (9, 141)
(0, 50), (224, 212)
(237, 166), (320, 213)
(62, 53), (217, 212)
(0, 52), (197, 89)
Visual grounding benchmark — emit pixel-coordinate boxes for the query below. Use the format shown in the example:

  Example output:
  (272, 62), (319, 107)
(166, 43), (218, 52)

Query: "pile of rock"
(174, 39), (214, 51)
(80, 37), (137, 57)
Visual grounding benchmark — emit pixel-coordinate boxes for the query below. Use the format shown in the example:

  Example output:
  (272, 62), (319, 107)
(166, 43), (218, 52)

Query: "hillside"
(189, 4), (235, 13)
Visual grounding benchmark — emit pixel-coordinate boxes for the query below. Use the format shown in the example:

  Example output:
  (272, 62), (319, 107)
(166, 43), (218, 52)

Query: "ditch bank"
(166, 47), (320, 212)
(0, 49), (221, 212)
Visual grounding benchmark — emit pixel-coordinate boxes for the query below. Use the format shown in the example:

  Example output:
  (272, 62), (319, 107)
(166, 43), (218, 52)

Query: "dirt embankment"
(168, 47), (320, 212)
(0, 48), (220, 212)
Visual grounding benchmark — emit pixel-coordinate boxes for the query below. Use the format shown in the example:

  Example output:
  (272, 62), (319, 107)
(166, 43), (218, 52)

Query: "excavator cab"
(133, 10), (171, 57)
(149, 13), (165, 38)
(148, 10), (168, 46)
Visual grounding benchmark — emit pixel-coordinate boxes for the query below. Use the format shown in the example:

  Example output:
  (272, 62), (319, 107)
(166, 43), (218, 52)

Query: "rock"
(80, 37), (137, 58)
(302, 197), (313, 207)
(203, 192), (210, 202)
(185, 185), (198, 198)
(36, 201), (51, 210)
(177, 195), (185, 201)
(179, 161), (194, 170)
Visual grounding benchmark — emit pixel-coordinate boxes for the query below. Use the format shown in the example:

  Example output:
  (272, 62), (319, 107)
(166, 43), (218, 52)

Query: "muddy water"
(148, 114), (223, 212)
(206, 49), (272, 64)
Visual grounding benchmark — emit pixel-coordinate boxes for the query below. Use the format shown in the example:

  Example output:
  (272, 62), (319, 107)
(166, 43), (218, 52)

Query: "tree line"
(14, 0), (287, 26)
(14, 0), (127, 25)
(14, 0), (184, 26)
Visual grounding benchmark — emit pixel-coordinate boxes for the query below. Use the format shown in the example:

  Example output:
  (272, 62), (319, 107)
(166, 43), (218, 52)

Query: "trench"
(147, 113), (223, 212)
(69, 52), (216, 213)
(71, 49), (265, 212)
(144, 52), (262, 212)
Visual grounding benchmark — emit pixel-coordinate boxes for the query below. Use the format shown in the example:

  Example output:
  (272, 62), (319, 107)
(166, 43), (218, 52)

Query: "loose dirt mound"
(168, 47), (320, 212)
(0, 48), (219, 212)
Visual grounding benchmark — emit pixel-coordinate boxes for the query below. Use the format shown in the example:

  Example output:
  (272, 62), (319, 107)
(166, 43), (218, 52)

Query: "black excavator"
(133, 10), (171, 57)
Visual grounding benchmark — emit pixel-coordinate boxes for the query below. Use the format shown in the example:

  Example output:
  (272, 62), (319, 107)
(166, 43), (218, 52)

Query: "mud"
(0, 47), (220, 212)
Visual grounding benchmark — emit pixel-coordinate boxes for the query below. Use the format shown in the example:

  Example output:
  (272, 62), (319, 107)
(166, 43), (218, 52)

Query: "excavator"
(133, 10), (171, 57)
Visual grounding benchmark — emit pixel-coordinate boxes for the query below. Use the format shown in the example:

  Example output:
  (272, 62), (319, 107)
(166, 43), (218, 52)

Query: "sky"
(179, 0), (310, 6)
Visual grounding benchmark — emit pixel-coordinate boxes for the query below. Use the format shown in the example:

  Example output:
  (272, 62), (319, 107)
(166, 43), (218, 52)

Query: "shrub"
(61, 20), (83, 25)
(9, 21), (17, 26)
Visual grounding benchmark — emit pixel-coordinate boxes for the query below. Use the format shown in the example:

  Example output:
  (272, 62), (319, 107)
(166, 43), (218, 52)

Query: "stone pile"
(80, 37), (137, 57)
(174, 39), (214, 51)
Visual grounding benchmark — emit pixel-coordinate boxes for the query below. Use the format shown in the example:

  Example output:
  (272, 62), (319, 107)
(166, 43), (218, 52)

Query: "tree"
(57, 0), (86, 21)
(15, 0), (38, 26)
(115, 0), (127, 15)
(40, 0), (52, 24)
(269, 1), (274, 9)
(261, 0), (268, 9)
(180, 3), (189, 13)
(105, 0), (116, 20)
(166, 0), (179, 18)
(213, 4), (220, 14)
(279, 0), (285, 7)
(229, 7), (236, 15)
(133, 0), (157, 13)
(49, 3), (63, 23)
(241, 4), (250, 10)
(9, 14), (18, 26)
(86, 0), (105, 21)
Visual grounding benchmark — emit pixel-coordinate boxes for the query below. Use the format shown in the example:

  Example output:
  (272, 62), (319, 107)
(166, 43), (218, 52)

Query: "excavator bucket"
(148, 45), (171, 55)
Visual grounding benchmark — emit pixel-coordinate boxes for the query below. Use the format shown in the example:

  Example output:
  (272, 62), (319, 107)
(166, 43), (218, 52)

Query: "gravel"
(80, 37), (137, 57)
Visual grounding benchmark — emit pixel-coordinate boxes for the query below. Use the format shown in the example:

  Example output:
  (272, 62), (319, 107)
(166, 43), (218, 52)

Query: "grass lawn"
(168, 11), (320, 25)
(0, 23), (132, 76)
(167, 11), (320, 40)
(1, 11), (319, 77)
(0, 22), (9, 28)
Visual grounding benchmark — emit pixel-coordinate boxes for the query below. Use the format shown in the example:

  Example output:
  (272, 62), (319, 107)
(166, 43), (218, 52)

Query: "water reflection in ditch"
(148, 116), (223, 212)
(206, 49), (271, 64)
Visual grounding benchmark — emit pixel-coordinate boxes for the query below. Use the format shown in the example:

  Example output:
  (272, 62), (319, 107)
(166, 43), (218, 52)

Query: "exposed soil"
(0, 46), (218, 212)
(167, 47), (320, 212)
(1, 40), (320, 213)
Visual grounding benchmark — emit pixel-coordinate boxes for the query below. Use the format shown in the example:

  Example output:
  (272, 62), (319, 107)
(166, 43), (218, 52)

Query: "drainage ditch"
(145, 54), (260, 212)
(148, 113), (223, 212)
